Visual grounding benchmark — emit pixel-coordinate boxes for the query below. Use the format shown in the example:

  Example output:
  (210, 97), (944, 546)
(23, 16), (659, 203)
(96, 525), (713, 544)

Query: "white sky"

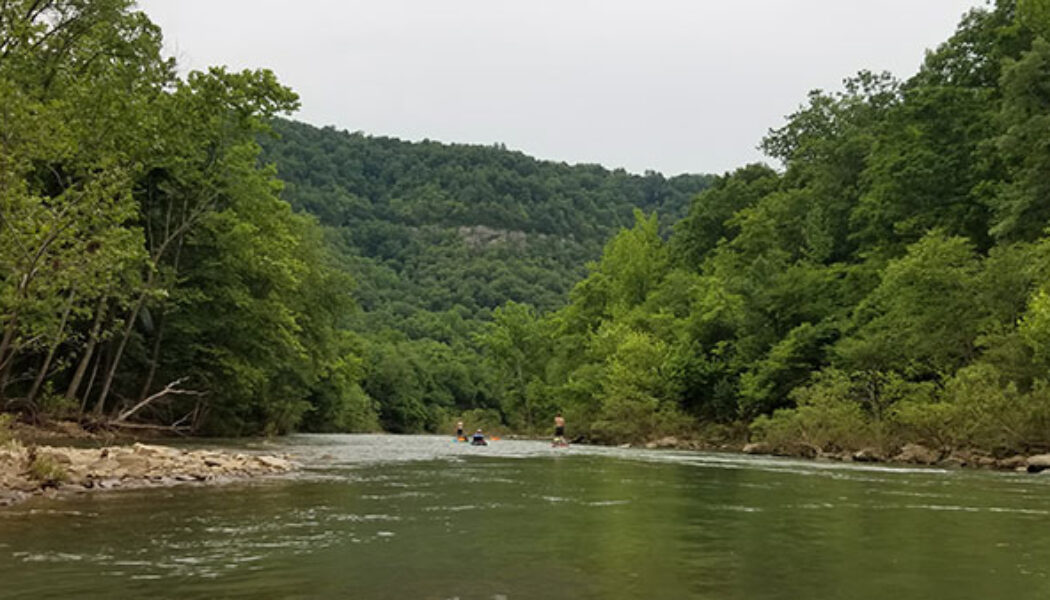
(137, 0), (985, 175)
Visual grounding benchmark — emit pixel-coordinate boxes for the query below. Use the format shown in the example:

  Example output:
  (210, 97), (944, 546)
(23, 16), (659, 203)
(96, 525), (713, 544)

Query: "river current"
(1, 434), (1048, 599)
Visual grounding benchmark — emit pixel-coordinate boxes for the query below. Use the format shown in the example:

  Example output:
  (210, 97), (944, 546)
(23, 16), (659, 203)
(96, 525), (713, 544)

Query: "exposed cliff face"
(456, 225), (532, 250)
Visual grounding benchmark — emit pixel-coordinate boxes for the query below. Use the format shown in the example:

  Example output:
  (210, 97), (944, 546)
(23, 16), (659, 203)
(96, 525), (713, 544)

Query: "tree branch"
(113, 377), (205, 423)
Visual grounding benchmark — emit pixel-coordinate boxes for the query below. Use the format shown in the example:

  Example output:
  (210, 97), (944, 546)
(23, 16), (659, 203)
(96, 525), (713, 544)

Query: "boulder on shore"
(645, 436), (679, 450)
(742, 442), (771, 455)
(851, 448), (884, 463)
(937, 455), (968, 468)
(893, 444), (940, 465)
(997, 455), (1028, 470)
(1025, 454), (1050, 473)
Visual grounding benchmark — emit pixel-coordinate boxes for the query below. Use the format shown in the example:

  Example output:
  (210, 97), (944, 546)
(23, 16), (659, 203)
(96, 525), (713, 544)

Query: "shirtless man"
(455, 420), (464, 440)
(553, 413), (566, 444)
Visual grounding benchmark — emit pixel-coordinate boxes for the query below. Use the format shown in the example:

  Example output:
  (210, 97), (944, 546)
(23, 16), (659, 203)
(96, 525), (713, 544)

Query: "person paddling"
(553, 413), (567, 446)
(456, 420), (465, 441)
(471, 429), (487, 446)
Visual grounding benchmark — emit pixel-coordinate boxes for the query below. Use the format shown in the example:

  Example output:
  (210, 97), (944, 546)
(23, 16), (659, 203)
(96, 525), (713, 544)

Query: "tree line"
(478, 0), (1050, 455)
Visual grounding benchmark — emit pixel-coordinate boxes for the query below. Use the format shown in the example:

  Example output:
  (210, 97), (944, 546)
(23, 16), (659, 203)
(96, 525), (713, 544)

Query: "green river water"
(1, 434), (1049, 599)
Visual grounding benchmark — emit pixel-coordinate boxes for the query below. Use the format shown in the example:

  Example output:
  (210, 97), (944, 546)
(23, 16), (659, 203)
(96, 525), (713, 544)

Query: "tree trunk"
(0, 313), (19, 400)
(94, 293), (145, 417)
(137, 314), (165, 402)
(136, 230), (183, 403)
(66, 297), (107, 401)
(26, 289), (77, 406)
(0, 314), (17, 370)
(79, 348), (103, 417)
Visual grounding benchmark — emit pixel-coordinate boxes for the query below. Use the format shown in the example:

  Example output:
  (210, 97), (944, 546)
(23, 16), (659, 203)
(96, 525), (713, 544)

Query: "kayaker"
(471, 429), (487, 446)
(456, 420), (464, 440)
(554, 413), (566, 442)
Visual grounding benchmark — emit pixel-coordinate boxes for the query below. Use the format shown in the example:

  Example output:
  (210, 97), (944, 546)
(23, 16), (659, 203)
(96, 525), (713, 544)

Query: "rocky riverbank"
(0, 441), (296, 507)
(737, 441), (1050, 473)
(628, 434), (1050, 474)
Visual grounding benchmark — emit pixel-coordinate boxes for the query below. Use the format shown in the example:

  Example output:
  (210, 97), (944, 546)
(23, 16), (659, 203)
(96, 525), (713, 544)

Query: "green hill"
(258, 120), (714, 431)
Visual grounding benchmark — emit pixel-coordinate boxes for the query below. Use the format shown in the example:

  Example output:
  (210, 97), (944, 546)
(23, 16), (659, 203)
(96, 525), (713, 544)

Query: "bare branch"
(113, 377), (205, 423)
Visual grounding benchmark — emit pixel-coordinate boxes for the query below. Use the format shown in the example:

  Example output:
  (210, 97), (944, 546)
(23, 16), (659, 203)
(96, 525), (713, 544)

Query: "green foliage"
(738, 321), (840, 418)
(751, 369), (937, 453)
(672, 164), (779, 267)
(0, 0), (372, 435)
(443, 408), (506, 437)
(28, 454), (68, 485)
(895, 363), (1050, 453)
(1019, 0), (1050, 37)
(836, 232), (983, 378)
(589, 328), (692, 443)
(750, 370), (872, 454)
(0, 414), (12, 444)
(476, 302), (552, 432)
(1019, 286), (1050, 364)
(988, 36), (1050, 241)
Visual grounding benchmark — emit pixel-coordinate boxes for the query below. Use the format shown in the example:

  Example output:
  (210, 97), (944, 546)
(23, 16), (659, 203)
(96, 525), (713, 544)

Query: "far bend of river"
(2, 435), (1050, 599)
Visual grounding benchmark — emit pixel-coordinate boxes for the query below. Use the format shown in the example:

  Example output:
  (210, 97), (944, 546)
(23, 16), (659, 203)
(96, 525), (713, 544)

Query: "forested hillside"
(258, 121), (713, 432)
(479, 0), (1050, 456)
(260, 120), (712, 318)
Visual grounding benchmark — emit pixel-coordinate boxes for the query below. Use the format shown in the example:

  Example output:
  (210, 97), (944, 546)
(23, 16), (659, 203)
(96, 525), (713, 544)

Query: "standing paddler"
(553, 413), (567, 446)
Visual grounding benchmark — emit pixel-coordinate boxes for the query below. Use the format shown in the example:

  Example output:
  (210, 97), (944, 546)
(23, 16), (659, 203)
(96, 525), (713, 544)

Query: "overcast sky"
(137, 0), (984, 176)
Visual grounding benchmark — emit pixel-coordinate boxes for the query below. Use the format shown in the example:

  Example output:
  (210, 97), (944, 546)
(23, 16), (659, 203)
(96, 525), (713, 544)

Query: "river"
(1, 434), (1048, 599)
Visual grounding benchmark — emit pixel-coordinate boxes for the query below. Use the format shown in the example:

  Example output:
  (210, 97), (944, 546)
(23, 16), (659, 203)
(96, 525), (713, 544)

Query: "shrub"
(37, 393), (80, 421)
(942, 364), (1050, 453)
(891, 399), (961, 450)
(750, 369), (872, 453)
(590, 396), (693, 444)
(890, 361), (1050, 454)
(29, 455), (68, 486)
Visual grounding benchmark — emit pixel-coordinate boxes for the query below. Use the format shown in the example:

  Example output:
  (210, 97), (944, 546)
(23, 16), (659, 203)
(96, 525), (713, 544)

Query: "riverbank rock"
(742, 442), (771, 455)
(893, 444), (940, 465)
(645, 436), (679, 449)
(851, 448), (884, 463)
(1025, 454), (1050, 473)
(0, 442), (297, 507)
(948, 450), (998, 469)
(937, 454), (968, 468)
(817, 449), (852, 462)
(997, 455), (1027, 470)
(778, 444), (818, 459)
(973, 455), (998, 468)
